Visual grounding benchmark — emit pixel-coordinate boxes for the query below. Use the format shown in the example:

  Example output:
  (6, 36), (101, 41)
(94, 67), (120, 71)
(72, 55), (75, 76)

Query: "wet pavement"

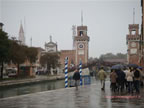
(0, 79), (144, 108)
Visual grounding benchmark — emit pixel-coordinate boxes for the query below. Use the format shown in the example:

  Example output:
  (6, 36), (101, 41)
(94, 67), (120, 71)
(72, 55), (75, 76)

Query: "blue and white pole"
(79, 60), (82, 86)
(65, 57), (68, 88)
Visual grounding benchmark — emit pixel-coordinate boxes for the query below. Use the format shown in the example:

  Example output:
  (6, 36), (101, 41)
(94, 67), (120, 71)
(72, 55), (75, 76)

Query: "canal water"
(0, 79), (65, 99)
(0, 77), (96, 99)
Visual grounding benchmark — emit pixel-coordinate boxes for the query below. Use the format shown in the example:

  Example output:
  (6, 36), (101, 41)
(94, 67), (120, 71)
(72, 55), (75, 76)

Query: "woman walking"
(126, 67), (134, 94)
(110, 69), (117, 92)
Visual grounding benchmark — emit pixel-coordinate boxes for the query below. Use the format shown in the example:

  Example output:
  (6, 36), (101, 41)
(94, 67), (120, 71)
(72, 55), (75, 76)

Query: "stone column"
(57, 67), (60, 75)
(50, 67), (54, 75)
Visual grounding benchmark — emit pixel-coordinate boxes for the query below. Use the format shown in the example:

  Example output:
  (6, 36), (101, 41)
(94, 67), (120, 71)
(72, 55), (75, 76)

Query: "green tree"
(40, 52), (60, 74)
(9, 40), (26, 76)
(26, 47), (38, 64)
(0, 30), (10, 79)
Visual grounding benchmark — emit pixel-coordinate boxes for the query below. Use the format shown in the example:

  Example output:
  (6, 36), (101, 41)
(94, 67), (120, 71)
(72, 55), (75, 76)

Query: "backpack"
(134, 70), (140, 78)
(73, 72), (80, 80)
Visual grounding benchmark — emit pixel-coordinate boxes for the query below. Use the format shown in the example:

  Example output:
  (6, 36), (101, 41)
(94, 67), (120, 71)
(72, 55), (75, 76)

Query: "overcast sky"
(0, 0), (142, 58)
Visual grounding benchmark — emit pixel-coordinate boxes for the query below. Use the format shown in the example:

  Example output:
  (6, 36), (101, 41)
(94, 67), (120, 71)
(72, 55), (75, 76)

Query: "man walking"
(98, 67), (107, 90)
(133, 68), (141, 94)
(73, 68), (80, 90)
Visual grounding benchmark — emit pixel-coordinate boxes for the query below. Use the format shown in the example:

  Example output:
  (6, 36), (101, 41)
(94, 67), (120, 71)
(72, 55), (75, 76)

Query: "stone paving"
(0, 80), (144, 108)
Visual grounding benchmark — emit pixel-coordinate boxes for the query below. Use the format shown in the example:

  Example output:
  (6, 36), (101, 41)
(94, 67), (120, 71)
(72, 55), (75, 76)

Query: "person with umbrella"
(137, 67), (144, 87)
(116, 69), (126, 92)
(133, 67), (141, 94)
(111, 64), (126, 92)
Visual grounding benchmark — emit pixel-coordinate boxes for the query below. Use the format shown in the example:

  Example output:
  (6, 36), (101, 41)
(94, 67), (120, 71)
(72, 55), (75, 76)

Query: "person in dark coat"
(133, 68), (141, 94)
(73, 69), (80, 90)
(116, 69), (126, 92)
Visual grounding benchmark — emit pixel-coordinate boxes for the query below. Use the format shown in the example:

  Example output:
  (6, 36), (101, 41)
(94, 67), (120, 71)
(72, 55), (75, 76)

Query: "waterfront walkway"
(0, 80), (144, 108)
(0, 74), (65, 87)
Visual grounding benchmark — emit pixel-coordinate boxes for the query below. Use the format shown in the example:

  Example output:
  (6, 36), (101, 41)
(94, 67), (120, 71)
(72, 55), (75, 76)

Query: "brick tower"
(74, 25), (90, 66)
(127, 24), (140, 65)
(60, 12), (90, 67)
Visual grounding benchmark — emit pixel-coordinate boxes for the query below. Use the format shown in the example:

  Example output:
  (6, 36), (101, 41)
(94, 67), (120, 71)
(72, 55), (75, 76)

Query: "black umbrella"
(111, 64), (124, 70)
(127, 64), (138, 68)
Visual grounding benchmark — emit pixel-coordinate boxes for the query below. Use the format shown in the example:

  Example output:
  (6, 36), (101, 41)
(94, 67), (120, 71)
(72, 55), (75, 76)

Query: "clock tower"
(60, 12), (90, 67)
(73, 26), (90, 66)
(126, 24), (140, 65)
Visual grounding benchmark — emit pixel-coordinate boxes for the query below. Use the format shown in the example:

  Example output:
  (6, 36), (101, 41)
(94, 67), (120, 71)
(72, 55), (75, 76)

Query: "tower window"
(132, 30), (136, 35)
(80, 31), (83, 36)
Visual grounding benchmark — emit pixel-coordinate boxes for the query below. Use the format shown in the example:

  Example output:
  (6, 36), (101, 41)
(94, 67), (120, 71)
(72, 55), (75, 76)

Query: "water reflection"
(74, 88), (90, 108)
(0, 80), (65, 98)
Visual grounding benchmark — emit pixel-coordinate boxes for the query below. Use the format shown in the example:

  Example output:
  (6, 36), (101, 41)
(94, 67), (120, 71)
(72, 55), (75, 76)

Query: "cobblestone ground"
(0, 79), (144, 108)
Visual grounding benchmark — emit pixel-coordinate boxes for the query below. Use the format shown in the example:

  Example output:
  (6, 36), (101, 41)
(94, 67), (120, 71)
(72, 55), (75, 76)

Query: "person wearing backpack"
(133, 68), (141, 94)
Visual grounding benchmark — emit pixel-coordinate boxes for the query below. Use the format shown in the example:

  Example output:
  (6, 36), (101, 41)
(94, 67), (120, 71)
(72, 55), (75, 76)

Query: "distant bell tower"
(127, 24), (140, 65)
(19, 23), (25, 45)
(74, 12), (90, 65)
(127, 8), (141, 65)
(72, 25), (76, 49)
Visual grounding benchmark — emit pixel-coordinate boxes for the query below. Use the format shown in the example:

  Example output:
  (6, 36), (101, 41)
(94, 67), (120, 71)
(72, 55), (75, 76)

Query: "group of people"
(97, 66), (144, 94)
(72, 65), (143, 94)
(109, 67), (143, 94)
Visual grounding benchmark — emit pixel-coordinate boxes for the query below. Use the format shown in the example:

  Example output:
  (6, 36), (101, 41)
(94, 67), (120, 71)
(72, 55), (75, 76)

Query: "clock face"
(130, 49), (137, 54)
(78, 43), (84, 49)
(131, 42), (136, 47)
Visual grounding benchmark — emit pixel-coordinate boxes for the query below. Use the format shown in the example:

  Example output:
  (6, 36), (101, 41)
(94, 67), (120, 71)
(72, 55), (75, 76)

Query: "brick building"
(126, 0), (144, 67)
(60, 50), (76, 68)
(60, 25), (90, 68)
(126, 24), (141, 65)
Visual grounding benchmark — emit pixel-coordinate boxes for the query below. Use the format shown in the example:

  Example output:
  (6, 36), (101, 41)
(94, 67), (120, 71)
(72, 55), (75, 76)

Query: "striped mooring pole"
(65, 57), (68, 88)
(79, 60), (82, 86)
